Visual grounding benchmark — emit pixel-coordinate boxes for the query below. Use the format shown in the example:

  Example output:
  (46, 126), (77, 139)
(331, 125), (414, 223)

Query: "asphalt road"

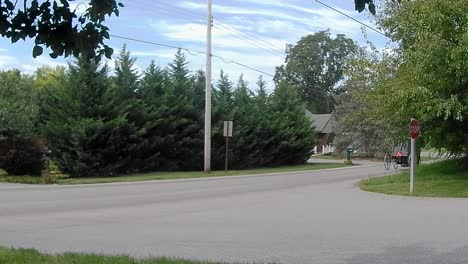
(1, 162), (467, 264)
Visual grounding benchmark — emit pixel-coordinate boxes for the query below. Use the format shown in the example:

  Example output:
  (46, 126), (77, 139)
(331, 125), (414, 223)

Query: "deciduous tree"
(275, 30), (358, 113)
(0, 0), (122, 60)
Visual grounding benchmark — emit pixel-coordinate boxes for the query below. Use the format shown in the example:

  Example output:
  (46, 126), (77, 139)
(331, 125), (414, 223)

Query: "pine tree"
(227, 74), (261, 168)
(216, 70), (233, 104)
(190, 69), (206, 113)
(233, 74), (252, 105)
(135, 51), (203, 171)
(256, 75), (268, 98)
(131, 61), (173, 171)
(40, 57), (134, 176)
(168, 49), (190, 99)
(112, 45), (145, 127)
(168, 49), (190, 81)
(168, 50), (203, 169)
(269, 82), (316, 165)
(211, 71), (235, 168)
(139, 60), (168, 105)
(113, 44), (140, 100)
(37, 47), (319, 175)
(213, 70), (234, 122)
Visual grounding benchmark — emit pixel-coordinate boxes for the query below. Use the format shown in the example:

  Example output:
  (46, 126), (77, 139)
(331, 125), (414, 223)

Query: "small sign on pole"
(223, 121), (233, 137)
(409, 119), (420, 140)
(223, 121), (233, 172)
(409, 118), (420, 193)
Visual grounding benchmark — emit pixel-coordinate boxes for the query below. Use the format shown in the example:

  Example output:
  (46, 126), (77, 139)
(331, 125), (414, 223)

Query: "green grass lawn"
(420, 156), (433, 162)
(310, 154), (342, 160)
(0, 247), (257, 264)
(0, 163), (345, 185)
(311, 155), (380, 162)
(359, 159), (468, 197)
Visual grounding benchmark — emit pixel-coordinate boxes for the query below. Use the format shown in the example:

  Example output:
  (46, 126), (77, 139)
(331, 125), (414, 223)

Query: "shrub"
(0, 136), (46, 176)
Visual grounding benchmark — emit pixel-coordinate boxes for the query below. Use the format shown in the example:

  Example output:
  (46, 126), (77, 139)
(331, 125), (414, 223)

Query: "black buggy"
(384, 143), (410, 170)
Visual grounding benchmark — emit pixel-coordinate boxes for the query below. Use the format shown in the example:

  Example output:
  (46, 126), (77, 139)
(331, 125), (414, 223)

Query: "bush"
(0, 136), (46, 176)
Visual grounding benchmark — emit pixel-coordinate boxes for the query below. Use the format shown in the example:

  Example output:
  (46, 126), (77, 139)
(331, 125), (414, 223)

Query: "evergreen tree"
(233, 74), (252, 105)
(227, 75), (262, 168)
(132, 61), (172, 171)
(136, 51), (203, 171)
(256, 75), (268, 98)
(139, 61), (168, 104)
(168, 49), (190, 99)
(111, 46), (149, 172)
(167, 51), (203, 170)
(211, 71), (235, 168)
(190, 69), (206, 113)
(215, 70), (234, 104)
(113, 44), (140, 100)
(40, 57), (134, 176)
(112, 45), (145, 126)
(168, 49), (190, 81)
(213, 70), (234, 122)
(269, 83), (316, 165)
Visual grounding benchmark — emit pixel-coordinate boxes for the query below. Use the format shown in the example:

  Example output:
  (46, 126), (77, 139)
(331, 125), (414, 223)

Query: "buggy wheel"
(393, 159), (399, 169)
(384, 153), (391, 171)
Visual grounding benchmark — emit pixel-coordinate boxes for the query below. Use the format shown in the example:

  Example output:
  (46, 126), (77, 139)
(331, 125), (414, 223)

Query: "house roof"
(305, 110), (334, 134)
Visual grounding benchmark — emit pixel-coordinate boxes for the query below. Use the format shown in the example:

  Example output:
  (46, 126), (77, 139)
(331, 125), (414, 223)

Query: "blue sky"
(0, 0), (387, 90)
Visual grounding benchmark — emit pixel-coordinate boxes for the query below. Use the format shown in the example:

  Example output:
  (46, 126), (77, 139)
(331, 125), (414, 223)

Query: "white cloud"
(180, 1), (367, 39)
(226, 17), (308, 45)
(132, 49), (175, 59)
(181, 1), (314, 25)
(0, 48), (15, 68)
(0, 55), (16, 68)
(0, 52), (69, 74)
(150, 20), (287, 56)
(35, 57), (68, 67)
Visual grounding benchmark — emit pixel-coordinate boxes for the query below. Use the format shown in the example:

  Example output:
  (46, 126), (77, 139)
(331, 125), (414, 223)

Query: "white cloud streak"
(180, 0), (367, 39)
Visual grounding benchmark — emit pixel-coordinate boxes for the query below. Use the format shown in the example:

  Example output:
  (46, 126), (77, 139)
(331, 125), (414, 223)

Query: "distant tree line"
(0, 46), (316, 177)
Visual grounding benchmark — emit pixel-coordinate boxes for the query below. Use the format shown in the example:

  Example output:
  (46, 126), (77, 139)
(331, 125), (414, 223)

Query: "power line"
(214, 19), (284, 56)
(312, 0), (386, 37)
(109, 34), (204, 55)
(214, 56), (274, 77)
(214, 20), (286, 54)
(110, 36), (336, 97)
(109, 34), (275, 77)
(108, 36), (338, 95)
(125, 3), (202, 22)
(126, 2), (204, 22)
(125, 2), (286, 58)
(213, 23), (285, 58)
(128, 0), (375, 43)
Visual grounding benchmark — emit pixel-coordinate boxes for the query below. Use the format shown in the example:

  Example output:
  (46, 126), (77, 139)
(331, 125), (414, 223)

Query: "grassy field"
(0, 247), (253, 264)
(0, 163), (345, 185)
(359, 159), (468, 197)
(309, 154), (342, 160)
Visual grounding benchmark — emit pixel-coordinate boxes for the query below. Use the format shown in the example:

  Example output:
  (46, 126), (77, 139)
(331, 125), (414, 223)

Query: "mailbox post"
(345, 147), (354, 162)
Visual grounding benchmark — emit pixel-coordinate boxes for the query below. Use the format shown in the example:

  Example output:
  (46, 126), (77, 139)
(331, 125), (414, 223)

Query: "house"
(305, 110), (335, 154)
